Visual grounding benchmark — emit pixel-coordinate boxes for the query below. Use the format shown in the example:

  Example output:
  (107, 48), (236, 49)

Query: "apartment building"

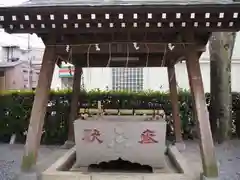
(0, 31), (44, 90)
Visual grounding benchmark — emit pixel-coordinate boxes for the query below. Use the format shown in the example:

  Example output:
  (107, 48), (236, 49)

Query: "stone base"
(41, 146), (195, 180)
(62, 140), (75, 149)
(200, 173), (218, 180)
(175, 142), (186, 152)
(167, 145), (192, 175)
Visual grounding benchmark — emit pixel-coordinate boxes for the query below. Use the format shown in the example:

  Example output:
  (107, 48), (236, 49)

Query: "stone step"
(41, 173), (195, 180)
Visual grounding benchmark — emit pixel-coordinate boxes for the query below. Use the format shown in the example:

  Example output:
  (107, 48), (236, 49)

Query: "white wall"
(143, 61), (240, 93)
(55, 61), (240, 92)
(143, 67), (168, 91)
(175, 62), (210, 92)
(0, 47), (3, 62)
(176, 62), (210, 92)
(82, 68), (112, 91)
(51, 65), (62, 90)
(53, 62), (240, 92)
(143, 63), (210, 92)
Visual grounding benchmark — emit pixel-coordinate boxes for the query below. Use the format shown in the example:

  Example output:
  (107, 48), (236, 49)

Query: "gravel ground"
(0, 140), (239, 180)
(0, 144), (62, 180)
(181, 140), (240, 180)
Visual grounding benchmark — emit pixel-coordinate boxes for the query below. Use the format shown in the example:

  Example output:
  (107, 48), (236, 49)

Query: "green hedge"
(0, 90), (239, 144)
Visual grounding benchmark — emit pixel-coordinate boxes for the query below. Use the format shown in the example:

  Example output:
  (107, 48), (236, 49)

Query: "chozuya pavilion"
(1, 0), (240, 180)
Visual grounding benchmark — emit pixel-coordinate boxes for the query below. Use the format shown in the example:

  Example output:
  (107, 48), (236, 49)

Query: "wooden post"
(65, 65), (82, 147)
(21, 47), (56, 171)
(167, 65), (182, 143)
(186, 50), (218, 178)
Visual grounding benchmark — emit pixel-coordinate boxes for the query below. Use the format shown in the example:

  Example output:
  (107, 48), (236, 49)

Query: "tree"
(209, 32), (236, 143)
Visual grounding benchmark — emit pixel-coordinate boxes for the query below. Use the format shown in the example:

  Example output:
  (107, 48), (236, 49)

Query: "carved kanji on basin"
(139, 129), (158, 144)
(82, 129), (103, 144)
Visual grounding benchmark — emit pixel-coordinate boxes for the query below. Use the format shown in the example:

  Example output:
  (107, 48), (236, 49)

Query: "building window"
(112, 68), (143, 92)
(3, 47), (20, 62)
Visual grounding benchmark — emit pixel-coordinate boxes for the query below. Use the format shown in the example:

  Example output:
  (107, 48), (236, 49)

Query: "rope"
(125, 44), (129, 68)
(87, 44), (91, 67)
(87, 44), (92, 87)
(106, 43), (112, 67)
(145, 43), (150, 67)
(144, 43), (150, 89)
(46, 42), (195, 47)
(161, 44), (167, 67)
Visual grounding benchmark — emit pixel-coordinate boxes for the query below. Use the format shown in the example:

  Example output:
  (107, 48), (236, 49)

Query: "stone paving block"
(91, 174), (143, 180)
(41, 172), (91, 180)
(143, 174), (193, 180)
(15, 172), (38, 180)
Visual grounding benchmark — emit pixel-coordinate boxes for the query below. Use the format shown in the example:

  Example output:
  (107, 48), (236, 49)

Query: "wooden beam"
(44, 32), (208, 45)
(186, 49), (218, 178)
(54, 43), (206, 55)
(68, 53), (179, 67)
(167, 65), (182, 143)
(4, 24), (238, 34)
(64, 65), (82, 148)
(21, 47), (56, 171)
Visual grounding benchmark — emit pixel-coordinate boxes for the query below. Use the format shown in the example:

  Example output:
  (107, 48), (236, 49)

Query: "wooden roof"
(1, 1), (240, 35)
(11, 0), (236, 6)
(0, 0), (239, 67)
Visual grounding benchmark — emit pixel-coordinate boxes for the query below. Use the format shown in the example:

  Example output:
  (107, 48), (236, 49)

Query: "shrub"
(0, 90), (238, 144)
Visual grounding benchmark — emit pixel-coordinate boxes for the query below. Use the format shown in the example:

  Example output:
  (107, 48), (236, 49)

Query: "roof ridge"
(17, 0), (236, 7)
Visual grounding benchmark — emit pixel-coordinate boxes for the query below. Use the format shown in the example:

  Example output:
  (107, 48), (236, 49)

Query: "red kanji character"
(82, 129), (103, 144)
(139, 129), (158, 144)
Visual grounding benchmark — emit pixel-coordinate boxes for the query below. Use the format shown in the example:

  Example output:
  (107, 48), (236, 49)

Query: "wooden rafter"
(59, 52), (190, 67)
(1, 4), (240, 34)
(40, 32), (209, 45)
(55, 43), (205, 67)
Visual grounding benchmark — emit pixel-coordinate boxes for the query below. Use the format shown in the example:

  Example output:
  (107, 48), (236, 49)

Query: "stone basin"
(74, 116), (166, 168)
(41, 145), (193, 180)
